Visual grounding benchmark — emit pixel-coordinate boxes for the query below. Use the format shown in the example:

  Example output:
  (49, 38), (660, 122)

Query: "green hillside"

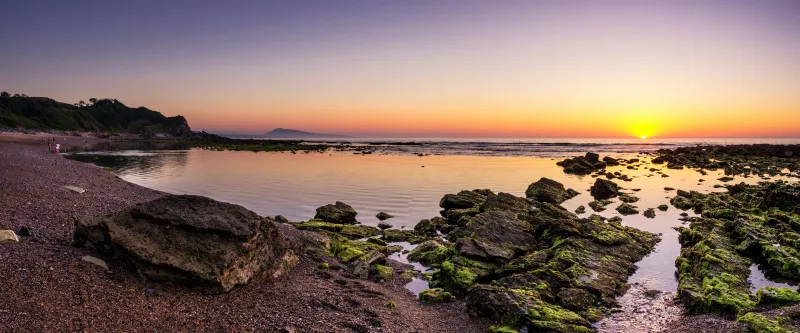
(0, 95), (191, 135)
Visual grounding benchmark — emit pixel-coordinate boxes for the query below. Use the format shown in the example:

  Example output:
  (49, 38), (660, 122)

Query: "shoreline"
(0, 134), (490, 332)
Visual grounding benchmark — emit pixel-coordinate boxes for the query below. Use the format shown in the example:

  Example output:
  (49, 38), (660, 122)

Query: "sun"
(640, 135), (647, 139)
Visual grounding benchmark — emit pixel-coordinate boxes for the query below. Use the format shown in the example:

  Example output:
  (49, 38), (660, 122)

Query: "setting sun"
(641, 135), (647, 139)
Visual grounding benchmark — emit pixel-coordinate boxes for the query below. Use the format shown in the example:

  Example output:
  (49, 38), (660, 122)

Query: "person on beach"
(55, 143), (60, 154)
(48, 140), (52, 152)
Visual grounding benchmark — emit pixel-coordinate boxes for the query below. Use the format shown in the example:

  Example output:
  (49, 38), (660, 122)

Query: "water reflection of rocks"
(65, 141), (189, 177)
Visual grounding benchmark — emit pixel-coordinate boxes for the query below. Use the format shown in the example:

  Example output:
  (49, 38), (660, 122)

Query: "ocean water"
(66, 138), (800, 293)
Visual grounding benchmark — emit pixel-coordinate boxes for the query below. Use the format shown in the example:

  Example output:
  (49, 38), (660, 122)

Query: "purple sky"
(2, 0), (799, 137)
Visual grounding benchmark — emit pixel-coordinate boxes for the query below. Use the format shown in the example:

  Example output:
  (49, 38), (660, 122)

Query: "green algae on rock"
(314, 201), (358, 224)
(419, 288), (456, 304)
(643, 208), (656, 218)
(292, 220), (379, 239)
(673, 181), (800, 317)
(401, 183), (660, 329)
(588, 199), (612, 212)
(616, 203), (639, 215)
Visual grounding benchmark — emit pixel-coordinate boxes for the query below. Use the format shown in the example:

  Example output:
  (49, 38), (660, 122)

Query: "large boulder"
(314, 201), (358, 224)
(590, 178), (619, 200)
(74, 195), (293, 292)
(526, 178), (579, 204)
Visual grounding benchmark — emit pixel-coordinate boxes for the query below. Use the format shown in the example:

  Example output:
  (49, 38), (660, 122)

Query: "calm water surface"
(67, 140), (800, 292)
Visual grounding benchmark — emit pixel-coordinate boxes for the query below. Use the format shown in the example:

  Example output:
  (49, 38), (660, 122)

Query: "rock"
(468, 285), (592, 333)
(16, 227), (31, 237)
(588, 200), (611, 212)
(370, 264), (394, 281)
(74, 195), (291, 292)
(63, 185), (85, 194)
(585, 152), (600, 163)
(350, 251), (386, 279)
(618, 194), (639, 203)
(590, 179), (619, 200)
(525, 178), (579, 204)
(643, 208), (656, 218)
(574, 205), (586, 214)
(657, 204), (669, 211)
(375, 212), (394, 221)
(414, 219), (438, 236)
(616, 203), (639, 215)
(274, 215), (289, 223)
(482, 192), (532, 213)
(557, 288), (597, 311)
(293, 220), (378, 239)
(314, 201), (358, 224)
(407, 240), (450, 266)
(81, 256), (109, 270)
(377, 221), (392, 230)
(440, 190), (489, 210)
(602, 156), (620, 166)
(419, 288), (455, 304)
(383, 229), (425, 244)
(756, 287), (800, 307)
(0, 230), (19, 242)
(366, 237), (387, 246)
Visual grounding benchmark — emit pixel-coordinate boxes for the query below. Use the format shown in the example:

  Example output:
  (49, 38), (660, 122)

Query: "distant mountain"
(263, 128), (352, 139)
(0, 96), (191, 136)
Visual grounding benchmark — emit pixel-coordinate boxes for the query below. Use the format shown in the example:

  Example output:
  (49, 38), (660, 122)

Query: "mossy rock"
(370, 264), (394, 282)
(488, 326), (518, 333)
(658, 204), (669, 211)
(756, 287), (800, 307)
(616, 203), (639, 215)
(737, 312), (793, 333)
(314, 201), (358, 224)
(419, 288), (455, 304)
(407, 240), (451, 266)
(383, 229), (426, 244)
(618, 194), (640, 203)
(643, 208), (656, 218)
(574, 205), (586, 214)
(294, 220), (378, 239)
(366, 237), (387, 246)
(588, 199), (612, 212)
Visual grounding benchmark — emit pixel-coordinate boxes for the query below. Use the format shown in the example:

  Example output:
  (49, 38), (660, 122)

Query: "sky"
(1, 0), (799, 138)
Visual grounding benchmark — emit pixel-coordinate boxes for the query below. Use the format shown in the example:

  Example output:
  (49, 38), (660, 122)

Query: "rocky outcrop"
(74, 195), (293, 292)
(314, 201), (358, 224)
(406, 180), (660, 330)
(674, 182), (800, 327)
(525, 177), (579, 204)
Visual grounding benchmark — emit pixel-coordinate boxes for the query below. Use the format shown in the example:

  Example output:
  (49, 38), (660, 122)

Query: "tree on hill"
(0, 92), (9, 97)
(76, 100), (87, 107)
(89, 98), (98, 105)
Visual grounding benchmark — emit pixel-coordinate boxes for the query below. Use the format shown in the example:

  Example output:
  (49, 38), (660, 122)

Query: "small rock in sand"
(81, 256), (109, 270)
(63, 185), (85, 194)
(0, 230), (20, 242)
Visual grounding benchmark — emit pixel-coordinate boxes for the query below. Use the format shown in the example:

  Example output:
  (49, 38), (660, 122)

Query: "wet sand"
(0, 134), (490, 332)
